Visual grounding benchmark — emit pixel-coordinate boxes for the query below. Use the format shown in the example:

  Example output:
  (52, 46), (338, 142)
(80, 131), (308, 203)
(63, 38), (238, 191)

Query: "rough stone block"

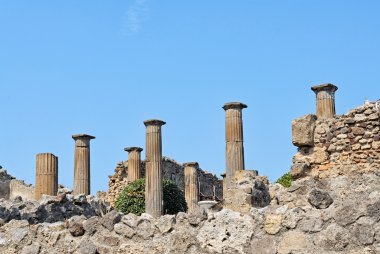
(292, 114), (317, 147)
(290, 163), (310, 179)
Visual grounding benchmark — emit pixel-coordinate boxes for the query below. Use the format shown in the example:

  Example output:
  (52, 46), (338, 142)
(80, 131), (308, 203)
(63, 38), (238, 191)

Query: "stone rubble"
(0, 166), (379, 253)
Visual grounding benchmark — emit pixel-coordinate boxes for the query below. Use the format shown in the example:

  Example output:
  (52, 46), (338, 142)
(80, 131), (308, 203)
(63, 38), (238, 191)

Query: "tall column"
(311, 84), (338, 119)
(223, 102), (247, 189)
(221, 173), (226, 199)
(184, 162), (199, 213)
(72, 134), (95, 195)
(144, 119), (166, 218)
(124, 147), (143, 182)
(35, 153), (58, 200)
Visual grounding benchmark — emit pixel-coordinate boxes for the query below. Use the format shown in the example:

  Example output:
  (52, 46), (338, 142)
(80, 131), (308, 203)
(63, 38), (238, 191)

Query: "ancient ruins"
(1, 84), (380, 253)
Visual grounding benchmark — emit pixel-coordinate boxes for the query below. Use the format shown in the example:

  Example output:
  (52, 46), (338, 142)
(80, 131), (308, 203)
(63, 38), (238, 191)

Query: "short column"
(35, 153), (58, 200)
(124, 147), (143, 182)
(72, 134), (95, 195)
(223, 102), (247, 189)
(144, 119), (166, 218)
(184, 162), (199, 213)
(311, 84), (338, 119)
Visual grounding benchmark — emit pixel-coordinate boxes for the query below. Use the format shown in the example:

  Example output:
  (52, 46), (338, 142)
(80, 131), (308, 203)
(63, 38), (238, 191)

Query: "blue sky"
(1, 1), (379, 194)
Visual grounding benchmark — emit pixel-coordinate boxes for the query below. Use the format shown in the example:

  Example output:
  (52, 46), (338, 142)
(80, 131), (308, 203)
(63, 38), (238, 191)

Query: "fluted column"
(311, 84), (338, 119)
(184, 162), (199, 213)
(124, 147), (143, 182)
(221, 173), (226, 199)
(223, 102), (247, 189)
(35, 153), (58, 200)
(72, 134), (95, 195)
(144, 119), (166, 218)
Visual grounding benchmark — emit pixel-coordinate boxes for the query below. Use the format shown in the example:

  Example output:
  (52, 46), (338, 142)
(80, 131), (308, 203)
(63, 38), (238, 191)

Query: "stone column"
(221, 173), (226, 199)
(124, 147), (143, 182)
(35, 153), (58, 200)
(72, 134), (95, 195)
(144, 119), (166, 218)
(311, 84), (338, 119)
(184, 162), (199, 213)
(223, 102), (247, 189)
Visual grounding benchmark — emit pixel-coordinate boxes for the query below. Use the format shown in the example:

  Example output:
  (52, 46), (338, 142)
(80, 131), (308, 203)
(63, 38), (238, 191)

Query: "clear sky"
(1, 1), (379, 194)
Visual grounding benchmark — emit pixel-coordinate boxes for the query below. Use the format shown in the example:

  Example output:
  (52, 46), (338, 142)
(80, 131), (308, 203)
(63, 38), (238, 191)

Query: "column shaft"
(184, 162), (199, 213)
(223, 102), (247, 189)
(35, 153), (58, 200)
(73, 134), (95, 196)
(125, 147), (143, 182)
(311, 84), (338, 119)
(144, 120), (165, 218)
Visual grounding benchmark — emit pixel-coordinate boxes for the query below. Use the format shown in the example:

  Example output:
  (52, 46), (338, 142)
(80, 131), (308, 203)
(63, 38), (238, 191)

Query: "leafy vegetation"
(115, 178), (187, 216)
(276, 173), (293, 188)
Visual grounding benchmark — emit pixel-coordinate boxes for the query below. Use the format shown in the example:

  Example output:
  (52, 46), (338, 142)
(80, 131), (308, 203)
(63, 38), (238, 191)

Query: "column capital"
(144, 119), (166, 127)
(223, 102), (248, 111)
(37, 152), (57, 158)
(72, 134), (96, 140)
(311, 83), (338, 93)
(124, 147), (143, 152)
(183, 162), (199, 168)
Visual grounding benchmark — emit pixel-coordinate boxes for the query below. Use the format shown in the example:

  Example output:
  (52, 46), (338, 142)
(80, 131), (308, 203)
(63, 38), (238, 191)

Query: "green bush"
(163, 178), (188, 214)
(115, 178), (145, 216)
(115, 178), (187, 216)
(276, 173), (293, 188)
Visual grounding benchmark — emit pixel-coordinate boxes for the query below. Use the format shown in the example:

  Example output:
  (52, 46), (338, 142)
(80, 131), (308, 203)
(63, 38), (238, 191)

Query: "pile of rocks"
(292, 101), (380, 179)
(0, 192), (110, 225)
(2, 165), (380, 253)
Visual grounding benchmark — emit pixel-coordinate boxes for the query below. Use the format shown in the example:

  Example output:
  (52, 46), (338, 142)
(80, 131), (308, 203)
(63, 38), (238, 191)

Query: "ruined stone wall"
(292, 100), (380, 179)
(108, 157), (223, 205)
(9, 179), (36, 201)
(0, 169), (14, 199)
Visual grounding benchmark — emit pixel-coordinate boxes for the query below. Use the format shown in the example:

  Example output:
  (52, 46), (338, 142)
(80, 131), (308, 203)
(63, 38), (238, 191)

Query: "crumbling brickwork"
(292, 100), (380, 179)
(108, 157), (222, 205)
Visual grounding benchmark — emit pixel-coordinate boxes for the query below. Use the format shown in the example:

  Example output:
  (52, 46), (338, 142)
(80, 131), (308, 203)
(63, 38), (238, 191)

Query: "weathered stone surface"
(188, 210), (207, 226)
(100, 210), (122, 231)
(277, 231), (308, 254)
(250, 235), (277, 254)
(290, 163), (310, 179)
(282, 207), (304, 229)
(66, 215), (85, 237)
(353, 217), (375, 245)
(314, 223), (351, 251)
(367, 201), (380, 222)
(83, 216), (99, 235)
(197, 209), (254, 253)
(264, 214), (282, 235)
(155, 214), (175, 233)
(308, 189), (333, 209)
(21, 244), (40, 254)
(292, 114), (317, 147)
(114, 222), (135, 238)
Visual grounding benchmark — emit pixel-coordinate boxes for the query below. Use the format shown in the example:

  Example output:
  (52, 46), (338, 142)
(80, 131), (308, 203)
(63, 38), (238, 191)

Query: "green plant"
(163, 178), (188, 214)
(276, 173), (293, 188)
(115, 178), (145, 216)
(115, 178), (187, 216)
